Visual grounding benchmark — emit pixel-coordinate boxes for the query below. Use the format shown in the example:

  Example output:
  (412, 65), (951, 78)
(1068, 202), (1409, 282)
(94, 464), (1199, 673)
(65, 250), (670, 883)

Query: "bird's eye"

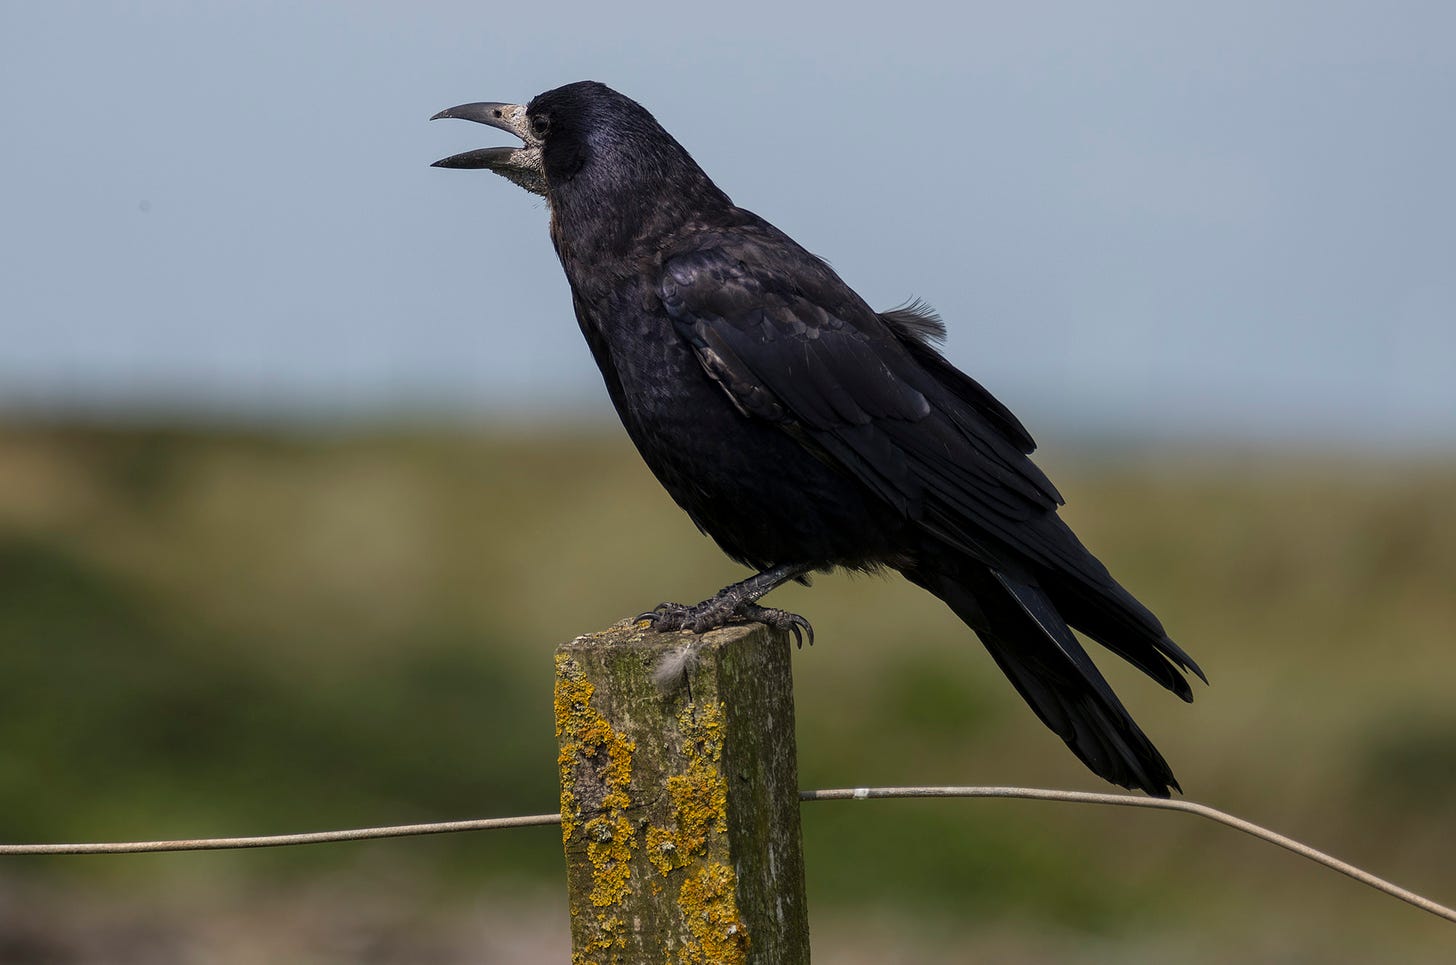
(531, 115), (551, 137)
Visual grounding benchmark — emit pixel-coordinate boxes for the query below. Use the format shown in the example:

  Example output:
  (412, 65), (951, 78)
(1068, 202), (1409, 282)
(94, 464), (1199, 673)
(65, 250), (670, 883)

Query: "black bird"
(432, 82), (1205, 795)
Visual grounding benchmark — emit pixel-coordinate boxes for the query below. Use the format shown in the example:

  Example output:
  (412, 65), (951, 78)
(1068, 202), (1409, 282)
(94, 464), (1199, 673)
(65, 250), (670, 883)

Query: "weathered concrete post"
(554, 620), (810, 964)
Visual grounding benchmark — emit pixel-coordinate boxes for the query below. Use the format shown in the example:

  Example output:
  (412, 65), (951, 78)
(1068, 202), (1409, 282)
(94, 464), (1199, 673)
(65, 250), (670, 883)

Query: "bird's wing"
(658, 240), (1072, 567)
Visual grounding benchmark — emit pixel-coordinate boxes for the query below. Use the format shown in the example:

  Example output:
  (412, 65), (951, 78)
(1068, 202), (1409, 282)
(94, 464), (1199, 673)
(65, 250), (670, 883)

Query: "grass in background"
(1, 424), (1453, 960)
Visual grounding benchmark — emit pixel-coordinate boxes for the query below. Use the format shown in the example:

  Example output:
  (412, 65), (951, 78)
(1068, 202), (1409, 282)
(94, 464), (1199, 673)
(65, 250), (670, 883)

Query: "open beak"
(430, 101), (546, 197)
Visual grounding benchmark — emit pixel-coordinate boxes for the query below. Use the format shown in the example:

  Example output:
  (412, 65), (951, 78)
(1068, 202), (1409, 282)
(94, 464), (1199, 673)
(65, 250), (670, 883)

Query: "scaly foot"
(636, 597), (814, 648)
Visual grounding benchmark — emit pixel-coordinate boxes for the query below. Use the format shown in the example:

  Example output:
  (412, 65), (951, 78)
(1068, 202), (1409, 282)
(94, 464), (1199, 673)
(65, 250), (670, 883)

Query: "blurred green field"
(1, 423), (1453, 961)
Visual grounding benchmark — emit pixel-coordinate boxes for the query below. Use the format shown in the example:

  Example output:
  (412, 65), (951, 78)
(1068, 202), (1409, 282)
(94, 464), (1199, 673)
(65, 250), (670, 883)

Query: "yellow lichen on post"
(555, 650), (639, 960)
(646, 699), (730, 877)
(677, 862), (749, 965)
(666, 699), (730, 856)
(555, 622), (809, 964)
(642, 698), (747, 963)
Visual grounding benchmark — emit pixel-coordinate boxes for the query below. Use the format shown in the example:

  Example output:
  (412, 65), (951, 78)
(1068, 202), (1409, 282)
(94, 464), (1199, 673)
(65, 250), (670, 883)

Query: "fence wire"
(1, 785), (1451, 925)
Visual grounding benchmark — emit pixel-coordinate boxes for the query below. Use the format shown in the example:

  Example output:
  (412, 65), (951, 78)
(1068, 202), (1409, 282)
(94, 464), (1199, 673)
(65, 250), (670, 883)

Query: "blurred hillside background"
(2, 2), (1454, 962)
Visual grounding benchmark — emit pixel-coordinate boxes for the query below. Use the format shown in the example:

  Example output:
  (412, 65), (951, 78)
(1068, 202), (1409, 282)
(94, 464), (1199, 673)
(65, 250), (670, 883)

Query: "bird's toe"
(740, 604), (815, 648)
(635, 602), (692, 630)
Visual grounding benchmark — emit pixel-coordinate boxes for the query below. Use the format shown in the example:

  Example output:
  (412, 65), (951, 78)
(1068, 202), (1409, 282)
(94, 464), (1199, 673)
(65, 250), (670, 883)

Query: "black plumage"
(432, 81), (1205, 796)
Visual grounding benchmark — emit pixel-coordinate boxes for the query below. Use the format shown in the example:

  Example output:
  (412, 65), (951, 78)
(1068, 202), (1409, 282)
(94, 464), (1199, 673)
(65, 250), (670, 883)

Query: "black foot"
(636, 597), (815, 648)
(740, 604), (814, 648)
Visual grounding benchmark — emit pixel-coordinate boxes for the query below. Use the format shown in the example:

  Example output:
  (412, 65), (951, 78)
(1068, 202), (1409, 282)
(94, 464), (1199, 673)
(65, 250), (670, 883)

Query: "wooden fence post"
(554, 620), (810, 964)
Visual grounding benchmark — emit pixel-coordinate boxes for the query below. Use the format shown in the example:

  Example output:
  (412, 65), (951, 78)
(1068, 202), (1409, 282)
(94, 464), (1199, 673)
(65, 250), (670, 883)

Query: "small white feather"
(652, 644), (701, 692)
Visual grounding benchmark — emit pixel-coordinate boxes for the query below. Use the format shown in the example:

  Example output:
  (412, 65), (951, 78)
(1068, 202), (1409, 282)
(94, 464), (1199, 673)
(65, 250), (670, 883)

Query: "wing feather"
(660, 241), (1062, 556)
(659, 231), (1202, 706)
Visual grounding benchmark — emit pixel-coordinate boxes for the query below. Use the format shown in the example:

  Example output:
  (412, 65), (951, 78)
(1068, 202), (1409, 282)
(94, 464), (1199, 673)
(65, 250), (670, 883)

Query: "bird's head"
(432, 81), (724, 214)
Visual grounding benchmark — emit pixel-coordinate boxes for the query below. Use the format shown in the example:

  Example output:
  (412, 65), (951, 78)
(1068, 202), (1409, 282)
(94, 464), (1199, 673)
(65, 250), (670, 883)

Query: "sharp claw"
(633, 598), (814, 647)
(635, 601), (698, 633)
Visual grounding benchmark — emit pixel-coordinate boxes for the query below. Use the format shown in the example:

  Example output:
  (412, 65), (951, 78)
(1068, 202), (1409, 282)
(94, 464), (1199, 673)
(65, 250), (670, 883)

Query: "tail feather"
(1044, 572), (1206, 701)
(904, 559), (1182, 796)
(1024, 514), (1207, 697)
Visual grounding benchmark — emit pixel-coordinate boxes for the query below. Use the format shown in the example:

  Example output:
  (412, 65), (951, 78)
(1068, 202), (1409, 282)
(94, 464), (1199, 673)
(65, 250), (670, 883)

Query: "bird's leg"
(636, 562), (816, 647)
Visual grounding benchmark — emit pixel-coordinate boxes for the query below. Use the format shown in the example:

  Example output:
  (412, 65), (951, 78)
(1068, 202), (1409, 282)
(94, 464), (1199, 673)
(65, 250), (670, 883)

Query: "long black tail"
(902, 554), (1193, 796)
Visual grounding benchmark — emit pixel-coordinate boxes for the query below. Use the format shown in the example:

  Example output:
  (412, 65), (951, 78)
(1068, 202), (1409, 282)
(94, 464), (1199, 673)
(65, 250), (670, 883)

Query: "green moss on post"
(555, 620), (810, 964)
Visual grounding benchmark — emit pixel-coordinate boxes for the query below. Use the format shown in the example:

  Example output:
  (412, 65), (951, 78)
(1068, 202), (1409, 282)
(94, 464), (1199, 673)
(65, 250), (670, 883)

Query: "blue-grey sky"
(1, 1), (1452, 450)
